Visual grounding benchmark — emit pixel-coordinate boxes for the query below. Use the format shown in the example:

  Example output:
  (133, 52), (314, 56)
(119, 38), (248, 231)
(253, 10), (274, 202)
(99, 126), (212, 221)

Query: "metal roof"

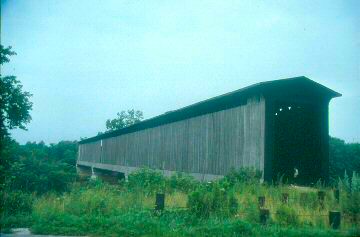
(79, 76), (341, 144)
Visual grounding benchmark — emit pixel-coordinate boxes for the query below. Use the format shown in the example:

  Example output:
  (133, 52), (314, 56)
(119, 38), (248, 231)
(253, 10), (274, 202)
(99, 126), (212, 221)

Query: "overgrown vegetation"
(0, 139), (78, 232)
(2, 166), (360, 236)
(2, 139), (77, 194)
(330, 137), (360, 180)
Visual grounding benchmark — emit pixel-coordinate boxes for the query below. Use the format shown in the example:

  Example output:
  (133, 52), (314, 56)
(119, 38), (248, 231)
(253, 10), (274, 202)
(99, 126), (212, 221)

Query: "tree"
(105, 109), (143, 131)
(0, 45), (32, 191)
(329, 137), (360, 180)
(4, 140), (78, 194)
(2, 140), (78, 194)
(0, 45), (16, 65)
(0, 45), (33, 140)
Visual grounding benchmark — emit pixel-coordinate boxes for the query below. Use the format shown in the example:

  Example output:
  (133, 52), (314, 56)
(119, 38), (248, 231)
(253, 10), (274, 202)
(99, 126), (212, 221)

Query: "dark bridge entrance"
(272, 101), (322, 185)
(262, 78), (340, 185)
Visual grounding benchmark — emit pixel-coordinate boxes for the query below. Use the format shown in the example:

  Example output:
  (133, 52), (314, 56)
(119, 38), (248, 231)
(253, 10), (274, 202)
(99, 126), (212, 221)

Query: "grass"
(1, 169), (360, 236)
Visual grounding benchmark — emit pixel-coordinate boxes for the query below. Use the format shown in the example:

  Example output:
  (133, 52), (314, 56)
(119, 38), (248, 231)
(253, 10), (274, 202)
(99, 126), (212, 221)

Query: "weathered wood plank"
(79, 95), (266, 177)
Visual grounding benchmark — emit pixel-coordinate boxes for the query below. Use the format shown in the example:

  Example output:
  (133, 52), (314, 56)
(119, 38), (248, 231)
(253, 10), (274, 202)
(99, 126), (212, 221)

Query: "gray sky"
(1, 0), (359, 144)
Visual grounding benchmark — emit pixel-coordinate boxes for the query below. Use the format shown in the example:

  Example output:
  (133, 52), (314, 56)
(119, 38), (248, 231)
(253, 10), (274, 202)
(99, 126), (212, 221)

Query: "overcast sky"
(1, 0), (359, 144)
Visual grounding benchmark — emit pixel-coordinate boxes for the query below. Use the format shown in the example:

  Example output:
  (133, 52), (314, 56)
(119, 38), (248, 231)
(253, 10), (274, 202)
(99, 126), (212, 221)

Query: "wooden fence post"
(282, 193), (289, 204)
(155, 193), (165, 211)
(329, 211), (341, 229)
(259, 209), (270, 225)
(258, 196), (265, 208)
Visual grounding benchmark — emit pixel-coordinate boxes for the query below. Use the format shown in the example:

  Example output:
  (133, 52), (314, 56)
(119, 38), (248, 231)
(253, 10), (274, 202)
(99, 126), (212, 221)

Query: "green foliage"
(351, 171), (360, 192)
(48, 141), (78, 166)
(31, 183), (162, 236)
(330, 137), (360, 180)
(331, 172), (360, 226)
(187, 182), (238, 218)
(29, 185), (348, 237)
(342, 191), (360, 221)
(0, 45), (32, 193)
(3, 140), (78, 194)
(339, 172), (360, 222)
(1, 191), (34, 216)
(181, 218), (254, 237)
(0, 190), (34, 231)
(222, 167), (262, 187)
(298, 192), (318, 209)
(1, 174), (354, 236)
(0, 45), (32, 140)
(0, 45), (16, 65)
(275, 205), (300, 226)
(338, 171), (351, 193)
(0, 75), (33, 136)
(168, 172), (199, 193)
(105, 109), (143, 132)
(127, 167), (166, 194)
(0, 139), (78, 231)
(0, 214), (33, 232)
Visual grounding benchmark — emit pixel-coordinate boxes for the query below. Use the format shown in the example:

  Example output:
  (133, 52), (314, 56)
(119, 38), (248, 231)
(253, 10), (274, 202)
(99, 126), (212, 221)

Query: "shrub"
(3, 141), (78, 195)
(338, 171), (351, 193)
(223, 167), (262, 186)
(0, 191), (34, 230)
(351, 171), (360, 192)
(187, 183), (238, 218)
(127, 167), (166, 194)
(342, 191), (360, 223)
(275, 205), (300, 226)
(0, 214), (33, 231)
(168, 172), (199, 193)
(338, 171), (360, 222)
(298, 192), (318, 209)
(1, 191), (34, 216)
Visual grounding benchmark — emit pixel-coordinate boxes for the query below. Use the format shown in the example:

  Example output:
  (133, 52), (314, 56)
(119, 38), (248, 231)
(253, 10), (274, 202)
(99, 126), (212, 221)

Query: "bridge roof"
(79, 76), (341, 144)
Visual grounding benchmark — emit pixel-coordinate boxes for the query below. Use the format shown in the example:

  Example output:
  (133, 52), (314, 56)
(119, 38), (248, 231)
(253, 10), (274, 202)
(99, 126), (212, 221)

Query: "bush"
(1, 191), (34, 216)
(168, 172), (199, 193)
(2, 140), (78, 195)
(187, 183), (238, 218)
(339, 171), (360, 222)
(342, 191), (360, 223)
(275, 205), (300, 226)
(351, 171), (360, 192)
(338, 171), (351, 193)
(298, 192), (318, 209)
(0, 191), (34, 230)
(127, 167), (166, 194)
(329, 137), (360, 180)
(0, 214), (33, 231)
(222, 168), (262, 186)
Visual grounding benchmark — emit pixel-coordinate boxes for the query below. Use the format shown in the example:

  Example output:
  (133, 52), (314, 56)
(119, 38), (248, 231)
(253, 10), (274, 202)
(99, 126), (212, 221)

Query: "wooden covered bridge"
(77, 76), (341, 184)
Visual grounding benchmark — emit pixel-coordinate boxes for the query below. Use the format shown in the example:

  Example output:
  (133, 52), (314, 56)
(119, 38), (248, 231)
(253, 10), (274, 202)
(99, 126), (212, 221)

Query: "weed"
(275, 204), (300, 226)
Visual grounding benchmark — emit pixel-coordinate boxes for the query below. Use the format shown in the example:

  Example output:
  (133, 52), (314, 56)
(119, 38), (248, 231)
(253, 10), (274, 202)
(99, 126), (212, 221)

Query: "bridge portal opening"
(272, 101), (322, 185)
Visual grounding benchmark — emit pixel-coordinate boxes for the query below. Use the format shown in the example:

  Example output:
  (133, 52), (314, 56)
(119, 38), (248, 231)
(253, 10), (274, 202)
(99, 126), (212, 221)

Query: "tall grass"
(2, 168), (360, 236)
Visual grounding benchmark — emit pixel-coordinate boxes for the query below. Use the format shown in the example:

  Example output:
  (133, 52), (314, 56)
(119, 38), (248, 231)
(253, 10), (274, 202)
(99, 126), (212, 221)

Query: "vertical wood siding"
(79, 95), (265, 176)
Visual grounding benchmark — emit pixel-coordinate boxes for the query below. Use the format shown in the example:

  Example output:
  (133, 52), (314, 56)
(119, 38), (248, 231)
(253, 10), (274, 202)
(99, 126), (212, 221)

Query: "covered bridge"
(77, 76), (341, 184)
